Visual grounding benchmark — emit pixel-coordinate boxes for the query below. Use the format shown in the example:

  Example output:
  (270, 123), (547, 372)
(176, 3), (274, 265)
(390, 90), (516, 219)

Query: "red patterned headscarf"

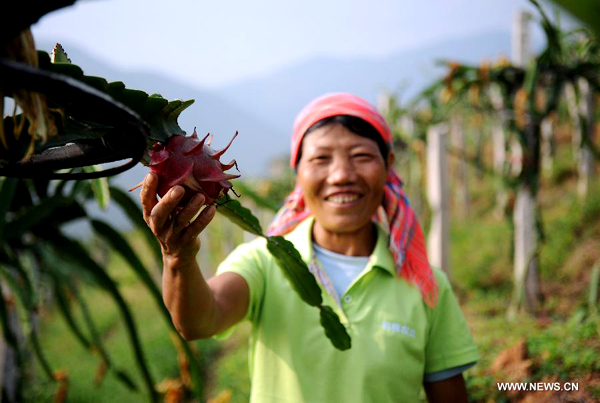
(267, 93), (438, 307)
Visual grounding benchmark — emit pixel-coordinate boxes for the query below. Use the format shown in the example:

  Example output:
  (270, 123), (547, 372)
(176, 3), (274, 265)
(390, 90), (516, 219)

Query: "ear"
(386, 151), (395, 168)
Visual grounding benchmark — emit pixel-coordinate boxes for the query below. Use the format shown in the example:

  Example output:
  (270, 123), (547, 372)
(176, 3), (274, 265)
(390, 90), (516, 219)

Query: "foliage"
(216, 195), (351, 351)
(23, 270), (222, 402)
(539, 180), (600, 277)
(1, 44), (194, 163)
(549, 0), (600, 38)
(0, 175), (203, 402)
(528, 311), (600, 379)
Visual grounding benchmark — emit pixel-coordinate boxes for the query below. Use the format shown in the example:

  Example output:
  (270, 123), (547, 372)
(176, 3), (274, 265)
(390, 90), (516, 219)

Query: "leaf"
(216, 197), (263, 236)
(83, 165), (110, 209)
(0, 177), (18, 237)
(69, 277), (139, 391)
(319, 306), (352, 351)
(43, 264), (139, 391)
(146, 99), (194, 143)
(141, 94), (169, 120)
(70, 177), (91, 198)
(80, 76), (108, 92)
(110, 186), (162, 263)
(50, 43), (71, 64)
(51, 234), (158, 401)
(52, 278), (92, 350)
(549, 0), (600, 37)
(216, 199), (352, 350)
(90, 220), (163, 313)
(0, 287), (19, 348)
(3, 196), (76, 240)
(35, 50), (193, 146)
(29, 320), (56, 381)
(266, 236), (323, 307)
(106, 81), (125, 100)
(119, 88), (150, 112)
(0, 264), (33, 310)
(0, 257), (36, 310)
(46, 62), (84, 79)
(90, 219), (204, 398)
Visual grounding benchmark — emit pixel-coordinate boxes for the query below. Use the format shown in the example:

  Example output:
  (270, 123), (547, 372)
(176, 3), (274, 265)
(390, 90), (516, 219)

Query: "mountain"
(218, 31), (514, 135)
(34, 31), (520, 234)
(38, 30), (516, 183)
(37, 40), (287, 181)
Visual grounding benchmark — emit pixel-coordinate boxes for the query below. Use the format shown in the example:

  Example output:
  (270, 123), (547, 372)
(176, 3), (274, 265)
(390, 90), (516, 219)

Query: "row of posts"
(421, 11), (596, 310)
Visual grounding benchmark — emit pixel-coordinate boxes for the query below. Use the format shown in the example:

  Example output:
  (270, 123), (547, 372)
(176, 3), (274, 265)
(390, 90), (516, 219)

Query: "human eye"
(352, 151), (376, 161)
(310, 154), (330, 163)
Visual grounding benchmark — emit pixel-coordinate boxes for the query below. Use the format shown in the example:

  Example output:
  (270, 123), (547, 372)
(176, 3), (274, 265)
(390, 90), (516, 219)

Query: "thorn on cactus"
(211, 131), (238, 160)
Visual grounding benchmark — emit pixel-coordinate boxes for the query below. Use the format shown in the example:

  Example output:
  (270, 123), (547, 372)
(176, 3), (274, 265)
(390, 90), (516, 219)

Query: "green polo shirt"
(216, 217), (479, 403)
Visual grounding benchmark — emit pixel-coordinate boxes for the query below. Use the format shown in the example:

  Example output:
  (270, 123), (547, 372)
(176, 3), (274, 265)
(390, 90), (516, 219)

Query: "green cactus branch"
(216, 196), (352, 351)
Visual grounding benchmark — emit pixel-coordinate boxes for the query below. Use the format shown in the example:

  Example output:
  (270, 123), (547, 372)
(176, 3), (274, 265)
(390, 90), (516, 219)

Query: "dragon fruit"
(142, 129), (240, 205)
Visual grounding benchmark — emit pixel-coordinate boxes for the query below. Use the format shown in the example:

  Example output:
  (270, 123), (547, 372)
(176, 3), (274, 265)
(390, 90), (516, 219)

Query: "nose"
(327, 155), (358, 185)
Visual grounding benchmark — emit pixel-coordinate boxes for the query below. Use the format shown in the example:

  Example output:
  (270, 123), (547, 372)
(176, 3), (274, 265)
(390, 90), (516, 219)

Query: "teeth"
(327, 194), (359, 204)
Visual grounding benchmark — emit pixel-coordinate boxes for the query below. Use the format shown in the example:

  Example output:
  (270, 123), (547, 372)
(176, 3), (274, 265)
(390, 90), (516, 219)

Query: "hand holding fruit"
(140, 173), (216, 262)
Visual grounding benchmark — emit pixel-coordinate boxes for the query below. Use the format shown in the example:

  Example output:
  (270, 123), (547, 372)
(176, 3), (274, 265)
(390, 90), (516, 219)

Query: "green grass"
(538, 180), (600, 279)
(24, 246), (224, 403)
(208, 324), (252, 403)
(26, 286), (179, 402)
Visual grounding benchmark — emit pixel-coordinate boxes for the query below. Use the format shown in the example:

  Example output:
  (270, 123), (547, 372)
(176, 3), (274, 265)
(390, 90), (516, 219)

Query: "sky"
(29, 0), (567, 88)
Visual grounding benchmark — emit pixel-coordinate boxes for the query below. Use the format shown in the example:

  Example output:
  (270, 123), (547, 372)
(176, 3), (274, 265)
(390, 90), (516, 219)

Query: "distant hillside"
(37, 40), (286, 181)
(35, 31), (524, 233)
(39, 30), (519, 181)
(218, 31), (514, 134)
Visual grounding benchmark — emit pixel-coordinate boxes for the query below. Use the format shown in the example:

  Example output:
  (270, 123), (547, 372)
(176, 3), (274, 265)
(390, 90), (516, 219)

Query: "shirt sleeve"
(424, 268), (480, 375)
(214, 237), (267, 325)
(423, 362), (476, 383)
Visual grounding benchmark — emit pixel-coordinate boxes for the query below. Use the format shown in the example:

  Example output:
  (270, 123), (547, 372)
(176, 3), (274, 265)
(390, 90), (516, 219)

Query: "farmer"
(140, 93), (479, 402)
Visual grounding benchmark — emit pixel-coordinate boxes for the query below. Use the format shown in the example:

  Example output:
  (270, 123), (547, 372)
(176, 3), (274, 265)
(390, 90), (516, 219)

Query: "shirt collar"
(285, 216), (397, 277)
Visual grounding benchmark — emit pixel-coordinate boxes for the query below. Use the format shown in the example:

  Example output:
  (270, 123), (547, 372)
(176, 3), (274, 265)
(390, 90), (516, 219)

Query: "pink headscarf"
(267, 93), (438, 307)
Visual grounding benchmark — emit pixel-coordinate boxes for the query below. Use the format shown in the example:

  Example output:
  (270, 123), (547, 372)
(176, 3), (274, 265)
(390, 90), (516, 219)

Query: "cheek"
(296, 164), (322, 194)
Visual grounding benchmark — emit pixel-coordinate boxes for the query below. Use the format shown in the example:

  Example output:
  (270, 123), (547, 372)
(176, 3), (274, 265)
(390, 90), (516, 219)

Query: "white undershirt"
(313, 243), (370, 297)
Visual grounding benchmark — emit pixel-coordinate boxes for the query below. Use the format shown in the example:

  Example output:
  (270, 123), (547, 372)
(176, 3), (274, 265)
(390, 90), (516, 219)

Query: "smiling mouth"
(325, 194), (361, 204)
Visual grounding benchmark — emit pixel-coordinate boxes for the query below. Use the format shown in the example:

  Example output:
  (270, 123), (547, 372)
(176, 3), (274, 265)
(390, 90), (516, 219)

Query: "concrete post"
(427, 124), (450, 276)
(488, 87), (509, 217)
(512, 10), (532, 68)
(513, 185), (541, 313)
(577, 78), (595, 199)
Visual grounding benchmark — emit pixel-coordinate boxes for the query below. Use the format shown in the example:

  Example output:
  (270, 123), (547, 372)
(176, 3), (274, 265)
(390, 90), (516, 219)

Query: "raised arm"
(140, 173), (249, 340)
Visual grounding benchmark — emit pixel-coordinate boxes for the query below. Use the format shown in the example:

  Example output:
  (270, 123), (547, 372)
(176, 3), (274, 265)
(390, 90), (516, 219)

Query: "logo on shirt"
(381, 321), (416, 338)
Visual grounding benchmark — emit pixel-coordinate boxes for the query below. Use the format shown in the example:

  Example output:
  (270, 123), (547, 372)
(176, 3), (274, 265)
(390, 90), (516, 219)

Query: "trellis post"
(427, 124), (450, 276)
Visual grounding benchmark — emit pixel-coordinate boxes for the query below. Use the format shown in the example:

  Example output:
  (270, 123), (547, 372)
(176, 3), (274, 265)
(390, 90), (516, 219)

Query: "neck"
(312, 221), (376, 257)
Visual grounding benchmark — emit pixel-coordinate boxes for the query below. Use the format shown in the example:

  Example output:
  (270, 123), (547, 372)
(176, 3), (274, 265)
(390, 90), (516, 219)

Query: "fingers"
(140, 173), (159, 221)
(181, 204), (217, 240)
(173, 193), (206, 234)
(149, 185), (185, 232)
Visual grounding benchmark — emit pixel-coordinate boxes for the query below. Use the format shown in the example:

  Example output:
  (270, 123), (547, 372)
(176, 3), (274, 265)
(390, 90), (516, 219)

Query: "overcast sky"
(31, 0), (565, 88)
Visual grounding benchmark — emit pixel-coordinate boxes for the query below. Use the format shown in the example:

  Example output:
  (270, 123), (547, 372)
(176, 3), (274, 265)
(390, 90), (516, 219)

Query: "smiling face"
(296, 123), (391, 237)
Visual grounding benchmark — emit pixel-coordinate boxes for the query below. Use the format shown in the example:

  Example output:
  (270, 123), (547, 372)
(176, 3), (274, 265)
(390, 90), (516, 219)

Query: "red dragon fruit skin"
(148, 129), (240, 205)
